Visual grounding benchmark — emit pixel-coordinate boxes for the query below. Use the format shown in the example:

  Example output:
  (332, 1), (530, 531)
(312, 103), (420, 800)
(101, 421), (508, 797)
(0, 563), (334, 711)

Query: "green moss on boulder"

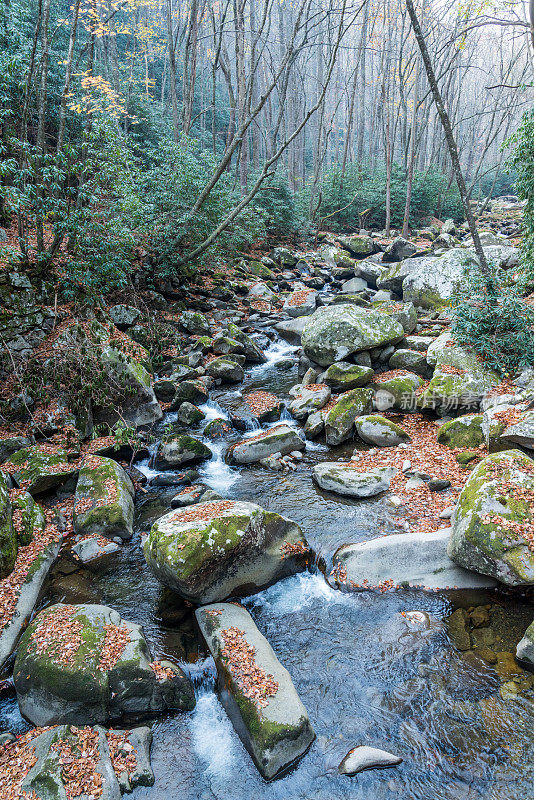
(437, 415), (484, 449)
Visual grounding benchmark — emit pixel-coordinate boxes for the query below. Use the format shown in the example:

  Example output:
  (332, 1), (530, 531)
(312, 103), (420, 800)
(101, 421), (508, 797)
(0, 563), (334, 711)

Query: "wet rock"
(335, 530), (497, 590)
(227, 424), (305, 465)
(177, 402), (205, 425)
(14, 603), (195, 725)
(169, 379), (209, 409)
(274, 316), (310, 344)
(516, 621), (534, 665)
(231, 391), (283, 429)
(448, 450), (534, 586)
(313, 463), (396, 498)
(205, 356), (244, 383)
(203, 417), (232, 440)
(6, 444), (79, 495)
(446, 608), (471, 651)
(302, 304), (404, 367)
(73, 456), (135, 541)
(72, 535), (121, 563)
(196, 602), (315, 779)
(212, 335), (245, 355)
(339, 746), (403, 775)
(320, 362), (374, 390)
(289, 384), (331, 420)
(170, 484), (222, 508)
(155, 434), (212, 470)
(324, 388), (374, 445)
(226, 324), (267, 363)
(144, 500), (308, 603)
(354, 414), (410, 447)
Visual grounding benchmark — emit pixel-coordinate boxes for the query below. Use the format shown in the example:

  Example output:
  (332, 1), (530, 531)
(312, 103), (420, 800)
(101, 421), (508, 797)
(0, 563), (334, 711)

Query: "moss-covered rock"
(321, 362), (374, 390)
(288, 384), (331, 420)
(177, 401), (205, 426)
(373, 301), (417, 335)
(448, 450), (534, 585)
(227, 424), (305, 465)
(388, 348), (430, 376)
(247, 260), (276, 279)
(6, 445), (78, 495)
(355, 414), (410, 447)
(155, 434), (212, 470)
(169, 378), (209, 409)
(11, 490), (46, 546)
(205, 356), (244, 383)
(226, 323), (267, 363)
(302, 304), (404, 367)
(337, 235), (381, 258)
(402, 249), (477, 309)
(180, 311), (211, 336)
(196, 602), (314, 779)
(0, 472), (16, 578)
(212, 335), (245, 355)
(324, 388), (374, 445)
(73, 456), (135, 541)
(437, 414), (485, 449)
(144, 500), (308, 603)
(14, 603), (195, 726)
(372, 371), (422, 412)
(516, 621), (534, 665)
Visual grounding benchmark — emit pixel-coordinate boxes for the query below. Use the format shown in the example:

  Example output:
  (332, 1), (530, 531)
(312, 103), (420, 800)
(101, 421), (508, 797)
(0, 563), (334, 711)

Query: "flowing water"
(5, 329), (534, 799)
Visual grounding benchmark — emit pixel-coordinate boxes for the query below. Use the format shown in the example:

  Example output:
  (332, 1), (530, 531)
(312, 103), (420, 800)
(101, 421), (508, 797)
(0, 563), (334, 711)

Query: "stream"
(3, 334), (534, 799)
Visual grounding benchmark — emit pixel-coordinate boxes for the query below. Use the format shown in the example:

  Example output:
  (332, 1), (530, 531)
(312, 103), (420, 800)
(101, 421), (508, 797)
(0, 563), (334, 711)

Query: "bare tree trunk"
(405, 0), (489, 275)
(166, 0), (180, 142)
(182, 0), (199, 135)
(402, 54), (420, 236)
(57, 0), (81, 152)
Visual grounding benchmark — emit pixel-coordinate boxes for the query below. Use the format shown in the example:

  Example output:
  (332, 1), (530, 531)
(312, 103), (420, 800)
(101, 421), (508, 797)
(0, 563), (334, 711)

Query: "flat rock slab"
(334, 530), (497, 590)
(339, 745), (403, 775)
(196, 602), (315, 780)
(72, 535), (121, 564)
(0, 536), (62, 671)
(227, 424), (305, 465)
(313, 463), (396, 498)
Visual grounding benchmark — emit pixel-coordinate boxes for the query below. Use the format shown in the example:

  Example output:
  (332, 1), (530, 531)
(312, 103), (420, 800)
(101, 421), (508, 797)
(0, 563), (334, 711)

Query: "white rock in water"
(339, 745), (403, 775)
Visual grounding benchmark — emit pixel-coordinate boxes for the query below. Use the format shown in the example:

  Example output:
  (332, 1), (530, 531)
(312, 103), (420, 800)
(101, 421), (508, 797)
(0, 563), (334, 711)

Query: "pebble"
(402, 459), (411, 473)
(439, 506), (455, 519)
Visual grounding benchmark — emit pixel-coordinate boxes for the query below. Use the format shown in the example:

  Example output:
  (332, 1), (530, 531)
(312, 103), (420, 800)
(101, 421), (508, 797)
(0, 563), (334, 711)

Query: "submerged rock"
(14, 603), (195, 726)
(227, 424), (305, 465)
(339, 745), (403, 775)
(313, 463), (396, 498)
(144, 499), (308, 603)
(73, 456), (135, 541)
(302, 304), (404, 367)
(335, 530), (497, 590)
(448, 450), (534, 586)
(196, 602), (315, 779)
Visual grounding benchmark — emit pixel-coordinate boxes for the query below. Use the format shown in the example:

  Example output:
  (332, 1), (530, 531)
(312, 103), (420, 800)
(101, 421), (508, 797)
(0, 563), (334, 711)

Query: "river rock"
(212, 335), (245, 355)
(289, 384), (331, 420)
(339, 745), (403, 775)
(389, 348), (430, 376)
(302, 304), (404, 367)
(225, 324), (267, 362)
(402, 249), (478, 309)
(338, 235), (381, 258)
(419, 331), (500, 413)
(355, 415), (410, 447)
(73, 456), (135, 541)
(372, 371), (422, 412)
(383, 236), (417, 263)
(376, 301), (417, 335)
(498, 409), (534, 450)
(6, 445), (78, 495)
(437, 414), (485, 448)
(180, 311), (211, 335)
(144, 500), (308, 603)
(324, 388), (374, 445)
(11, 490), (46, 546)
(196, 602), (315, 779)
(335, 529), (497, 590)
(72, 535), (121, 563)
(227, 424), (305, 464)
(320, 362), (374, 390)
(313, 463), (396, 497)
(155, 434), (212, 469)
(274, 317), (310, 344)
(448, 450), (534, 586)
(377, 260), (414, 294)
(109, 304), (140, 329)
(169, 378), (209, 409)
(516, 621), (534, 665)
(341, 277), (367, 293)
(205, 356), (244, 383)
(14, 603), (195, 725)
(231, 391), (283, 429)
(283, 288), (317, 317)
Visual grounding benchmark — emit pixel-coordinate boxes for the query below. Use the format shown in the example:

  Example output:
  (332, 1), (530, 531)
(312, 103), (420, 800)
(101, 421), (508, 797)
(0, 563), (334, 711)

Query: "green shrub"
(452, 263), (534, 375)
(252, 171), (299, 235)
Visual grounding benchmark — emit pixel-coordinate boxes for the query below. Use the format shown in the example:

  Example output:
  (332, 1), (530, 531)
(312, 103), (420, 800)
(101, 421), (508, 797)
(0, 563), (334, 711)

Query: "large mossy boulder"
(155, 434), (212, 470)
(355, 414), (410, 447)
(402, 249), (477, 309)
(144, 500), (308, 603)
(227, 424), (305, 465)
(324, 388), (374, 445)
(169, 378), (209, 409)
(6, 445), (78, 495)
(313, 462), (396, 497)
(0, 472), (16, 578)
(282, 288), (317, 318)
(419, 332), (500, 414)
(11, 489), (46, 546)
(371, 371), (422, 412)
(448, 450), (534, 586)
(516, 621), (534, 665)
(73, 456), (135, 541)
(337, 235), (381, 258)
(321, 362), (374, 390)
(196, 602), (315, 779)
(301, 304), (404, 367)
(14, 603), (195, 726)
(205, 356), (244, 383)
(437, 414), (484, 449)
(288, 384), (331, 420)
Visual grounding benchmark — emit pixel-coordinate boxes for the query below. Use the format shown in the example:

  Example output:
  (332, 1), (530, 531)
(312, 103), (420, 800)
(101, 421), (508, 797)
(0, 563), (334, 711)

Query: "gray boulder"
(302, 304), (404, 367)
(382, 237), (417, 263)
(144, 500), (308, 603)
(321, 362), (374, 390)
(341, 277), (367, 293)
(227, 424), (305, 465)
(338, 235), (381, 258)
(196, 602), (315, 779)
(402, 249), (477, 309)
(283, 288), (317, 317)
(339, 745), (403, 775)
(205, 356), (244, 383)
(0, 472), (16, 578)
(288, 384), (331, 420)
(109, 304), (140, 329)
(324, 388), (374, 445)
(180, 311), (211, 335)
(516, 621), (534, 666)
(355, 414), (410, 447)
(155, 434), (212, 469)
(73, 456), (135, 541)
(313, 463), (396, 497)
(274, 316), (310, 344)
